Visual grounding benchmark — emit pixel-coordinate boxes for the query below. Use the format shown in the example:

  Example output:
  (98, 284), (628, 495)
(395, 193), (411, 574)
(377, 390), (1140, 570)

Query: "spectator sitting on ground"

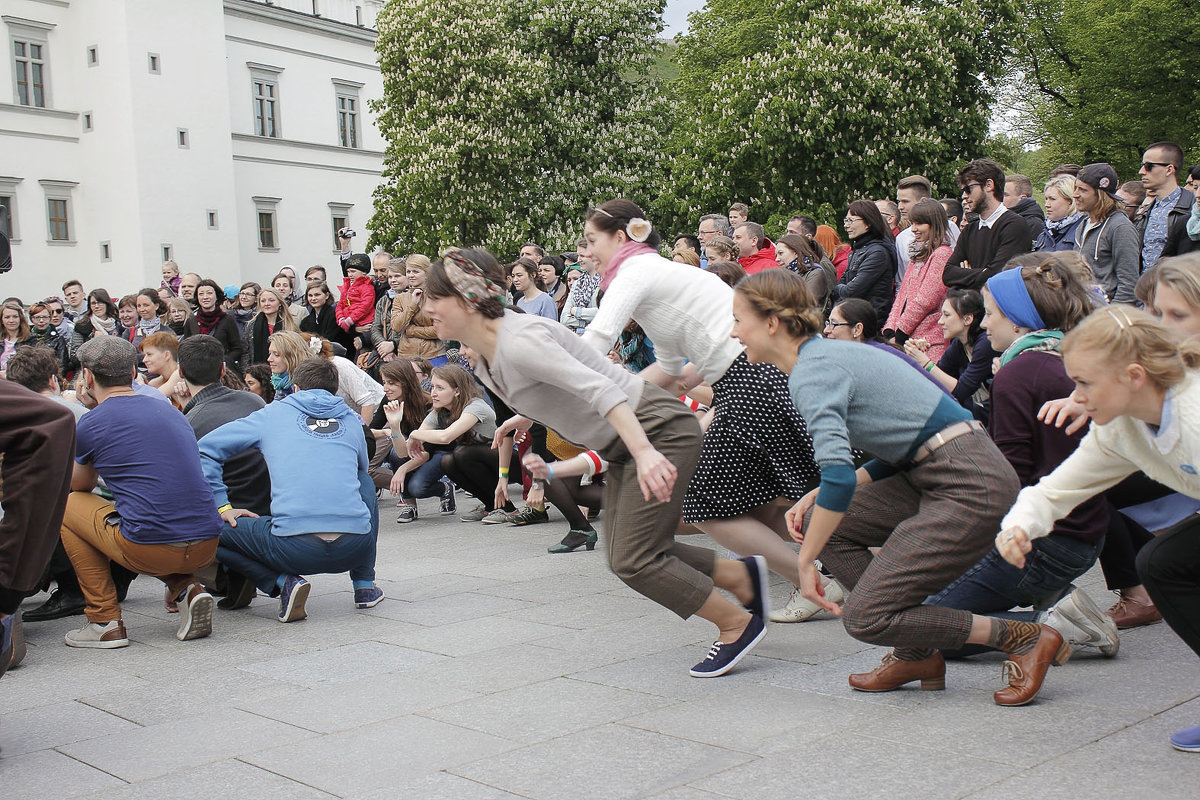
(59, 335), (221, 649)
(1116, 180), (1147, 223)
(1036, 175), (1086, 253)
(184, 279), (243, 369)
(703, 235), (739, 265)
(704, 260), (747, 288)
(198, 356), (383, 622)
(166, 298), (191, 337)
(538, 256), (570, 315)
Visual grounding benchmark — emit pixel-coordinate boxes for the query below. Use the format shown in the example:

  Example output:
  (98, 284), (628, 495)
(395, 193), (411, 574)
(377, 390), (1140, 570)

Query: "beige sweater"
(1002, 373), (1200, 539)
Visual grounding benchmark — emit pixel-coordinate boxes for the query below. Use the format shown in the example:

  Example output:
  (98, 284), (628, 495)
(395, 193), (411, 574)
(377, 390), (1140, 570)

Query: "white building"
(0, 0), (387, 303)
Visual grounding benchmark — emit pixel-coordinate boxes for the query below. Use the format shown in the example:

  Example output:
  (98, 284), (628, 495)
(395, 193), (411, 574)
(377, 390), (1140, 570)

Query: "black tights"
(1099, 473), (1173, 590)
(1138, 515), (1200, 657)
(441, 445), (516, 512)
(542, 475), (604, 531)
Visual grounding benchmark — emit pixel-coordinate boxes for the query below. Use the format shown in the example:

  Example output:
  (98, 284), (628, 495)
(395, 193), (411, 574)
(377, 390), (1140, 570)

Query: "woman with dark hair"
(69, 289), (120, 359)
(704, 260), (746, 288)
(905, 288), (998, 421)
(579, 198), (832, 630)
(300, 281), (350, 348)
(537, 256), (569, 315)
(128, 287), (168, 350)
(831, 199), (899, 328)
(824, 298), (880, 343)
(368, 358), (430, 491)
(925, 253), (1117, 660)
(184, 279), (243, 369)
(231, 282), (260, 336)
(512, 258), (558, 320)
(884, 198), (952, 357)
(272, 272), (309, 328)
(1, 301), (29, 373)
(775, 233), (829, 309)
(732, 269), (1061, 707)
(425, 247), (769, 676)
(242, 363), (275, 404)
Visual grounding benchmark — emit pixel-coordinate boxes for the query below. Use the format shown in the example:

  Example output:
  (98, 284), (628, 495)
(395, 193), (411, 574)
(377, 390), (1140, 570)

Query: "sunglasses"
(1141, 161), (1172, 172)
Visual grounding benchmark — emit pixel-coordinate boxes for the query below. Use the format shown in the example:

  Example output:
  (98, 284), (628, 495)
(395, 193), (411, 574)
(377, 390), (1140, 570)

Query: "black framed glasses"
(1141, 161), (1171, 172)
(961, 182), (982, 196)
(825, 320), (852, 329)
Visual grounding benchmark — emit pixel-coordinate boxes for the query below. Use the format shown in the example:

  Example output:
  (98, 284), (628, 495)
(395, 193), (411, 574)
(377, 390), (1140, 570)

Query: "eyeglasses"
(1141, 161), (1171, 172)
(843, 216), (862, 225)
(825, 321), (852, 329)
(49, 309), (64, 316)
(961, 182), (982, 196)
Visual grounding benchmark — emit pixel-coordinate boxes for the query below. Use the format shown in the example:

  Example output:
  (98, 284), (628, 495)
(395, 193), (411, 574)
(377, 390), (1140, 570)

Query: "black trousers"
(440, 445), (517, 513)
(1138, 515), (1200, 657)
(1100, 474), (1173, 590)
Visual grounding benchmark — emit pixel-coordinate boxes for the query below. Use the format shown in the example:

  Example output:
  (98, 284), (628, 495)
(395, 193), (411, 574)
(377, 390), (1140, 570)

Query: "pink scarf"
(599, 241), (655, 292)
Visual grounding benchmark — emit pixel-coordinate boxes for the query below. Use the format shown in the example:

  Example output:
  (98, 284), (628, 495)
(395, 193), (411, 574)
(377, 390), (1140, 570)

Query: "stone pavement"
(2, 496), (1199, 799)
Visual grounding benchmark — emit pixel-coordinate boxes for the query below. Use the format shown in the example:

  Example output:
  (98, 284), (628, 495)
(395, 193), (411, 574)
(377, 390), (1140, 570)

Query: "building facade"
(0, 0), (386, 303)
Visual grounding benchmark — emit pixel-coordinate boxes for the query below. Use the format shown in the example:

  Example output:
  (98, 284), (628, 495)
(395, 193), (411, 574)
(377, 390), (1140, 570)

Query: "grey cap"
(78, 335), (137, 383)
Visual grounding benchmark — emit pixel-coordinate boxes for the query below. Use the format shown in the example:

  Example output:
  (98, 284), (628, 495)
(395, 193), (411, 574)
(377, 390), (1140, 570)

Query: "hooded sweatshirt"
(198, 389), (374, 537)
(738, 238), (779, 275)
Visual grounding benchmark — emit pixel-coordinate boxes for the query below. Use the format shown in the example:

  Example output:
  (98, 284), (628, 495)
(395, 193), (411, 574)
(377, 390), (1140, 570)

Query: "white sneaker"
(1044, 588), (1119, 657)
(769, 575), (846, 622)
(64, 619), (129, 649)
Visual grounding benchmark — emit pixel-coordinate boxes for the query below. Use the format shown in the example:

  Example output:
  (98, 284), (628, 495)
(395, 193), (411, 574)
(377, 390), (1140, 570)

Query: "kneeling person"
(61, 337), (222, 648)
(198, 357), (382, 622)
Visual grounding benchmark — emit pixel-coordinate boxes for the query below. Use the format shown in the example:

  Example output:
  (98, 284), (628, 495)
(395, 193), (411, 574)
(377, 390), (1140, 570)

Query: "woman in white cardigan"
(997, 306), (1200, 753)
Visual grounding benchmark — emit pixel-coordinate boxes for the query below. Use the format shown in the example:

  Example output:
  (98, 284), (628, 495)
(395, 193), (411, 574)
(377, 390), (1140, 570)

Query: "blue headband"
(986, 268), (1045, 331)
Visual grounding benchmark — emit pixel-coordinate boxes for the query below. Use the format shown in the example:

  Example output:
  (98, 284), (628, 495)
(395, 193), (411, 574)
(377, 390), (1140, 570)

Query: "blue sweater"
(788, 337), (970, 512)
(198, 389), (374, 536)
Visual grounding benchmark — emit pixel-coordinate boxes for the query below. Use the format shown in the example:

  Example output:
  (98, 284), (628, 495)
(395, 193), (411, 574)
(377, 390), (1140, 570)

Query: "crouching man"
(61, 337), (221, 648)
(198, 357), (382, 623)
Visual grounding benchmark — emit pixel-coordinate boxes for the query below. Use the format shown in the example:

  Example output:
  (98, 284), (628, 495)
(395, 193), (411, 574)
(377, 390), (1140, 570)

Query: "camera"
(338, 227), (356, 239)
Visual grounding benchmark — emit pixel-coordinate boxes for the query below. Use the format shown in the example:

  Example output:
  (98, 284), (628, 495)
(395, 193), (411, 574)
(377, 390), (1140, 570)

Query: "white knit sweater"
(581, 252), (744, 385)
(1002, 373), (1200, 539)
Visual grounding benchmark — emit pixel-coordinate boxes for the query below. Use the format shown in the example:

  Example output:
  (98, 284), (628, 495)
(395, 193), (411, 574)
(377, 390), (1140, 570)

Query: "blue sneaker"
(277, 575), (310, 623)
(354, 585), (385, 609)
(739, 555), (770, 622)
(0, 613), (14, 680)
(689, 614), (766, 678)
(1170, 724), (1200, 753)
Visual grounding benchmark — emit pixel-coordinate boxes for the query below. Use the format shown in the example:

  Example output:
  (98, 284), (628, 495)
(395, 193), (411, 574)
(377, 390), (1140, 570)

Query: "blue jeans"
(217, 516), (377, 594)
(928, 534), (1102, 657)
(403, 454), (446, 500)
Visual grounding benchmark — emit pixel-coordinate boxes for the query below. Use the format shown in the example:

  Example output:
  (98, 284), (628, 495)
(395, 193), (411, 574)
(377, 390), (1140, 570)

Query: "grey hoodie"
(1075, 211), (1141, 305)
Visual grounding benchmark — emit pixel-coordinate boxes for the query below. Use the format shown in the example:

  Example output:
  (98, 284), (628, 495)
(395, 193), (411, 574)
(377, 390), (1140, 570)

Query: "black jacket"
(184, 313), (243, 370)
(832, 234), (897, 327)
(21, 328), (70, 373)
(1011, 198), (1046, 250)
(1135, 188), (1198, 268)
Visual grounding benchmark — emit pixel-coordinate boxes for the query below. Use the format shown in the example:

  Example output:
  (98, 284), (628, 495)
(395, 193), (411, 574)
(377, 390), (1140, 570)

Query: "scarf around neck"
(92, 314), (117, 335)
(271, 371), (294, 398)
(998, 329), (1064, 368)
(196, 306), (225, 335)
(1045, 211), (1085, 237)
(599, 241), (655, 292)
(137, 316), (163, 336)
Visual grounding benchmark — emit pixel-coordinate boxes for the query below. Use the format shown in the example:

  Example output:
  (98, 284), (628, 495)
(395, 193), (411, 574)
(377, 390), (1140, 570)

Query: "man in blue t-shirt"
(198, 357), (382, 624)
(60, 337), (222, 649)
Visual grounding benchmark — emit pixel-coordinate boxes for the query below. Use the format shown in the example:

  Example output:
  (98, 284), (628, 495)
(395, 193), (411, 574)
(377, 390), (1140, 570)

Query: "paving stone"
(500, 591), (655, 630)
(78, 667), (298, 727)
(57, 708), (315, 783)
(377, 614), (570, 657)
(85, 759), (337, 799)
(477, 570), (618, 604)
(358, 590), (537, 627)
(238, 640), (449, 687)
(0, 700), (140, 756)
(693, 730), (1019, 800)
(345, 770), (529, 800)
(404, 642), (610, 694)
(423, 676), (677, 744)
(243, 714), (518, 796)
(0, 749), (125, 800)
(569, 646), (787, 702)
(236, 671), (480, 733)
(451, 723), (753, 800)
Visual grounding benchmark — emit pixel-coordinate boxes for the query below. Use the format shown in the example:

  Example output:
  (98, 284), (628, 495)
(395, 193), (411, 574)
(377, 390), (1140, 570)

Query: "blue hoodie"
(198, 389), (375, 537)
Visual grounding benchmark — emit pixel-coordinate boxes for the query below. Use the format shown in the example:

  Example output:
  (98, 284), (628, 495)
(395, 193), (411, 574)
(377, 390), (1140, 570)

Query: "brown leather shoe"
(993, 625), (1066, 707)
(1105, 595), (1163, 629)
(849, 650), (945, 692)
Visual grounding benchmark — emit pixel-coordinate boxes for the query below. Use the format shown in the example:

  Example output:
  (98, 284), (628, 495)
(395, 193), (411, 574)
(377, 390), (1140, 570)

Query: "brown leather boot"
(849, 650), (946, 692)
(993, 625), (1066, 707)
(1105, 593), (1162, 630)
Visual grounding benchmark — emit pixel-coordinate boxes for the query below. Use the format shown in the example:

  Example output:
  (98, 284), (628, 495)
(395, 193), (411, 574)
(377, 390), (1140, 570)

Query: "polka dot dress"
(683, 353), (822, 522)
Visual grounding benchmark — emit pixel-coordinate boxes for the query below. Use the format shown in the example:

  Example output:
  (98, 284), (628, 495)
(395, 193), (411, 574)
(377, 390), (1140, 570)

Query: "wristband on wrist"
(546, 464), (555, 482)
(924, 360), (936, 372)
(499, 466), (510, 478)
(390, 433), (404, 440)
(217, 503), (233, 514)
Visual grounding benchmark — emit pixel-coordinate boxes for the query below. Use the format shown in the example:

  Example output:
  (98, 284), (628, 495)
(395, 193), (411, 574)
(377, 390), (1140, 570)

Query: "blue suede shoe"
(277, 575), (310, 623)
(354, 585), (385, 609)
(689, 614), (766, 678)
(739, 555), (770, 622)
(1170, 724), (1200, 753)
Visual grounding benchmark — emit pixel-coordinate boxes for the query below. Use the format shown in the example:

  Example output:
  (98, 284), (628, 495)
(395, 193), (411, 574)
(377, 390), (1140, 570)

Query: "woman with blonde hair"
(390, 254), (446, 363)
(266, 331), (383, 421)
(241, 287), (298, 367)
(166, 298), (192, 337)
(1035, 175), (1086, 252)
(1, 301), (30, 373)
(997, 306), (1200, 752)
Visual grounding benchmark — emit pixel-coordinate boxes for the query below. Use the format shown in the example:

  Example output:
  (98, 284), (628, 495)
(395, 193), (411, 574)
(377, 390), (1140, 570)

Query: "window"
(86, 45), (98, 66)
(177, 128), (189, 148)
(355, 5), (363, 26)
(253, 195), (280, 251)
(147, 52), (160, 74)
(100, 241), (111, 261)
(206, 209), (219, 230)
(249, 64), (283, 138)
(47, 198), (68, 240)
(0, 195), (14, 239)
(0, 177), (21, 241)
(332, 79), (364, 149)
(40, 179), (77, 244)
(329, 202), (353, 251)
(14, 39), (47, 107)
(82, 111), (93, 132)
(161, 244), (172, 262)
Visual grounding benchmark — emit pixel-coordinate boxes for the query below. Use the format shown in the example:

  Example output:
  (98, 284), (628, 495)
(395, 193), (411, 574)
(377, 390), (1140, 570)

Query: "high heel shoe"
(548, 529), (598, 553)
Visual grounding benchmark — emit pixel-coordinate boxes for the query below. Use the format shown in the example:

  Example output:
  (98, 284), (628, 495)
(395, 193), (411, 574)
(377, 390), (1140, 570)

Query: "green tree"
(1009, 0), (1200, 177)
(368, 0), (668, 257)
(657, 0), (1017, 234)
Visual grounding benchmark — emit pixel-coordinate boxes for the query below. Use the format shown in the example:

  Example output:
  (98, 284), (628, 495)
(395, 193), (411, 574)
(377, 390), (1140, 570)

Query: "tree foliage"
(1008, 0), (1200, 177)
(368, 0), (668, 257)
(656, 0), (1017, 234)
